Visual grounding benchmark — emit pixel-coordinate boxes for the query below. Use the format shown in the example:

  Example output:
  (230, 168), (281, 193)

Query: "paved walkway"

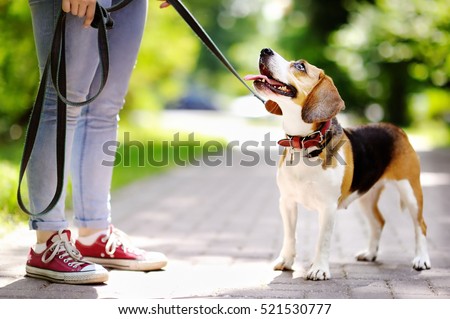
(0, 119), (449, 299)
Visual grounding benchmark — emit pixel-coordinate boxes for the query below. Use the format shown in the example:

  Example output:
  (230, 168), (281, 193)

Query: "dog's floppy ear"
(265, 100), (282, 115)
(301, 74), (345, 123)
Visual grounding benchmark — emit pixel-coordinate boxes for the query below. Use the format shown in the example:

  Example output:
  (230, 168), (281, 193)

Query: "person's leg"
(25, 0), (109, 283)
(71, 0), (147, 233)
(71, 0), (167, 271)
(27, 0), (90, 237)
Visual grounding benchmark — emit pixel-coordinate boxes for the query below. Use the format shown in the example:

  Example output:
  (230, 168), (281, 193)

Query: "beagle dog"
(245, 48), (431, 280)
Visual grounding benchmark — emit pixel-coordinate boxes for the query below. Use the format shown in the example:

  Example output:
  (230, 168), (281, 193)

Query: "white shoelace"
(102, 227), (143, 256)
(42, 230), (90, 268)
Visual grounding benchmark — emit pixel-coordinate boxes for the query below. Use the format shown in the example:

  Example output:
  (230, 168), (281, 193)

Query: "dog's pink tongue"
(244, 74), (284, 86)
(244, 74), (265, 81)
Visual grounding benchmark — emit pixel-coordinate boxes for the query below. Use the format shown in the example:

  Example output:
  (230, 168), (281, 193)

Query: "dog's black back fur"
(345, 124), (396, 194)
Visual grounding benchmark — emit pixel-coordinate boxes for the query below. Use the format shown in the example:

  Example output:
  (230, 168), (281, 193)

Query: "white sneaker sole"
(26, 265), (109, 284)
(84, 257), (168, 271)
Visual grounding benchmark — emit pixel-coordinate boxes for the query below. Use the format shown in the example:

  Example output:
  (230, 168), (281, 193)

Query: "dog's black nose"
(260, 48), (274, 57)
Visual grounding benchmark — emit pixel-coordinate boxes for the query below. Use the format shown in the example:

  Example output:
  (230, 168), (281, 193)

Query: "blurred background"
(1, 0), (449, 231)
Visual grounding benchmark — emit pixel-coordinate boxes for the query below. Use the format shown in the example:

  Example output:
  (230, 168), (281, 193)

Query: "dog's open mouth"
(244, 74), (297, 97)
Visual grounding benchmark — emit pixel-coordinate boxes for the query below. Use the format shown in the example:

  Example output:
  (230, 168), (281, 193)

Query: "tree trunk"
(384, 62), (410, 126)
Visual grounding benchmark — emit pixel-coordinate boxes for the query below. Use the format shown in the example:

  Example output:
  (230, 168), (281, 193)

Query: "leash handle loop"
(91, 3), (115, 29)
(52, 0), (135, 107)
(52, 3), (110, 107)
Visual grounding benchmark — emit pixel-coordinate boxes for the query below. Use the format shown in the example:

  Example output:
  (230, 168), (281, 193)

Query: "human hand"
(62, 0), (97, 28)
(158, 0), (171, 9)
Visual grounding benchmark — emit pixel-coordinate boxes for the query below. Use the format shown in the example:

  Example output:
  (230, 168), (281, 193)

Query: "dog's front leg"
(273, 197), (298, 271)
(306, 205), (337, 280)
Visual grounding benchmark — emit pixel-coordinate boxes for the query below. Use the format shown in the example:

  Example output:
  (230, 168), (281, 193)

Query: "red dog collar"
(278, 119), (332, 150)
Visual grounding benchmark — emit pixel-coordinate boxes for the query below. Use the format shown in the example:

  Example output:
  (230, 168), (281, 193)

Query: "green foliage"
(327, 0), (450, 125)
(127, 0), (281, 112)
(0, 1), (38, 140)
(0, 160), (28, 236)
(125, 4), (201, 113)
(1, 0), (449, 134)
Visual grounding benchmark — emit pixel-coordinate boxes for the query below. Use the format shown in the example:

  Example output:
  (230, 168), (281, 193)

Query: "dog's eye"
(294, 62), (306, 72)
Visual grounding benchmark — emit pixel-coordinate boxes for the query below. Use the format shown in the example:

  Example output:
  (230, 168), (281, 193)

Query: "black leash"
(17, 1), (133, 216)
(167, 0), (266, 104)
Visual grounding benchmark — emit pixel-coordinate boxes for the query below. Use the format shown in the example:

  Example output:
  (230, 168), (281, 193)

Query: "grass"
(0, 140), (28, 237)
(0, 160), (26, 237)
(111, 123), (224, 189)
(0, 123), (225, 238)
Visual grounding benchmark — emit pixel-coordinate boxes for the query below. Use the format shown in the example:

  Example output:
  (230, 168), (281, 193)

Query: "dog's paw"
(356, 250), (377, 262)
(413, 255), (431, 271)
(273, 256), (294, 271)
(306, 264), (330, 281)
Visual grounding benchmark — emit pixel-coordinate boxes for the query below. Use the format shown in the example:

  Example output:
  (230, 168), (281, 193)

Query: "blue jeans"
(27, 0), (148, 230)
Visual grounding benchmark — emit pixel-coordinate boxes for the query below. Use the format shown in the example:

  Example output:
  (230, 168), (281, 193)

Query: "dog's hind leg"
(395, 179), (431, 270)
(356, 183), (385, 262)
(273, 197), (298, 271)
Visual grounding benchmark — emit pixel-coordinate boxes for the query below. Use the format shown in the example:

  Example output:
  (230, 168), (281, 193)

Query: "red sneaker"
(76, 226), (168, 271)
(26, 229), (109, 284)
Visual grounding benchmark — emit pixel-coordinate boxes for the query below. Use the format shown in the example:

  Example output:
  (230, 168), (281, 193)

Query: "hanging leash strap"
(167, 0), (266, 104)
(17, 1), (133, 216)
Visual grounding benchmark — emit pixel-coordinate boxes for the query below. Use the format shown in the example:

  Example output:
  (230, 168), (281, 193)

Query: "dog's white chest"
(277, 152), (344, 211)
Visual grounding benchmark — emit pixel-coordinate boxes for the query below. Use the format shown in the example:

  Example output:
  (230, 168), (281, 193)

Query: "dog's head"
(245, 48), (345, 123)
